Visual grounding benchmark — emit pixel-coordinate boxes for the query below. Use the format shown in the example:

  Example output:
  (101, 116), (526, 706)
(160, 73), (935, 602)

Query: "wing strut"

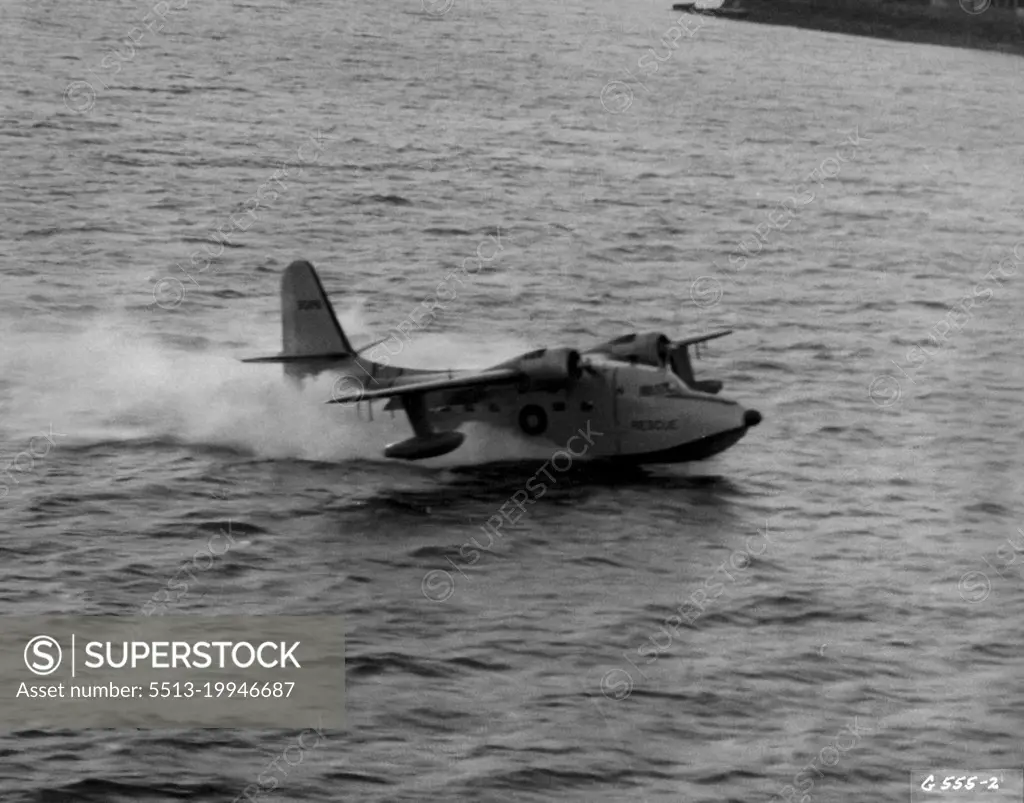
(402, 393), (433, 438)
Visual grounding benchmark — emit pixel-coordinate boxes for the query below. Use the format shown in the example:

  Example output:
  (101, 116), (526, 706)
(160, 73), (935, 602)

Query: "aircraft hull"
(422, 359), (760, 464)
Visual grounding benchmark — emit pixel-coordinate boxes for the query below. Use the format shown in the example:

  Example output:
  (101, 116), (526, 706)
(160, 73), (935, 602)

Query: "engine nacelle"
(588, 332), (669, 367)
(512, 347), (582, 389)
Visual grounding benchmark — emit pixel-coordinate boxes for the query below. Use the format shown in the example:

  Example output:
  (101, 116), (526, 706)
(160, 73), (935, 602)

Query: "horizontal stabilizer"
(241, 353), (353, 364)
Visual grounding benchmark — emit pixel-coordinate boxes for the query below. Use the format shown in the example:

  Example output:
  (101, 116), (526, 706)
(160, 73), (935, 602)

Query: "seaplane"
(242, 261), (762, 463)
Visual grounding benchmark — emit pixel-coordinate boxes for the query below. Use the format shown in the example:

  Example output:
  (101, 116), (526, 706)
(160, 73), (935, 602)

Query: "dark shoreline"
(685, 1), (1024, 58)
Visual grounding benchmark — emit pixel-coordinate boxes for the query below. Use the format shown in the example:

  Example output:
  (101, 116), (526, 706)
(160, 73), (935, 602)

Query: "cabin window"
(553, 402), (566, 412)
(580, 401), (594, 411)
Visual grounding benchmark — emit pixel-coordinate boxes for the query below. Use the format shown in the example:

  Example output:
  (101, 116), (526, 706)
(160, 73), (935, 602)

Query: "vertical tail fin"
(281, 260), (355, 357)
(241, 260), (355, 381)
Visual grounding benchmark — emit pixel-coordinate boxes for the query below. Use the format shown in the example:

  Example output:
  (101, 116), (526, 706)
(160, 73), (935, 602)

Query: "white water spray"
(0, 310), (554, 465)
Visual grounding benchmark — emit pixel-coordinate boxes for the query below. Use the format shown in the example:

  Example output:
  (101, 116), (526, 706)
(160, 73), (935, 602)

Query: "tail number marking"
(298, 300), (323, 310)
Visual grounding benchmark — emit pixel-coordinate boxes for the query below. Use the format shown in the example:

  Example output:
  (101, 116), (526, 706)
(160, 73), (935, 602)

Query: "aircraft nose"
(744, 409), (762, 428)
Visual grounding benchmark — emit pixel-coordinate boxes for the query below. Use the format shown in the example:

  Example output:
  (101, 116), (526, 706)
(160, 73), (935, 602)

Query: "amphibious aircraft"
(242, 261), (762, 462)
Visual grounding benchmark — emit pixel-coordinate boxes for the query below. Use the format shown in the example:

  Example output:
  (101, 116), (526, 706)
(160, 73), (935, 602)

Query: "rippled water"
(1, 0), (1022, 799)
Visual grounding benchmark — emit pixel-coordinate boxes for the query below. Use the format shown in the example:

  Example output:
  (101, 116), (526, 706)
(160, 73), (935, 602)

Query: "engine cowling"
(588, 332), (669, 367)
(513, 346), (582, 389)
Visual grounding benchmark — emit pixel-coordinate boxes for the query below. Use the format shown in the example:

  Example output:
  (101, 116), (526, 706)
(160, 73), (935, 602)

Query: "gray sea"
(1, 0), (1023, 799)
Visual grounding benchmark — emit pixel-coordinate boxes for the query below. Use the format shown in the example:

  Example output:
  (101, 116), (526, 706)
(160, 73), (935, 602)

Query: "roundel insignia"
(518, 405), (547, 436)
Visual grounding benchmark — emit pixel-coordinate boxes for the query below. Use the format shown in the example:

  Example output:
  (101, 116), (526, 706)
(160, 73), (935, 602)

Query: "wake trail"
(0, 313), (553, 465)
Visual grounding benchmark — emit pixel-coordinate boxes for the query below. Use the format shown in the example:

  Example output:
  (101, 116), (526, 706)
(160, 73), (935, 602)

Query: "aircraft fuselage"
(342, 355), (759, 464)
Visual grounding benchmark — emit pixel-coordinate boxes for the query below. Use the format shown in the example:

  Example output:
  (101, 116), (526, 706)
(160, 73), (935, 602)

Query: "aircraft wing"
(673, 329), (733, 347)
(326, 368), (522, 405)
